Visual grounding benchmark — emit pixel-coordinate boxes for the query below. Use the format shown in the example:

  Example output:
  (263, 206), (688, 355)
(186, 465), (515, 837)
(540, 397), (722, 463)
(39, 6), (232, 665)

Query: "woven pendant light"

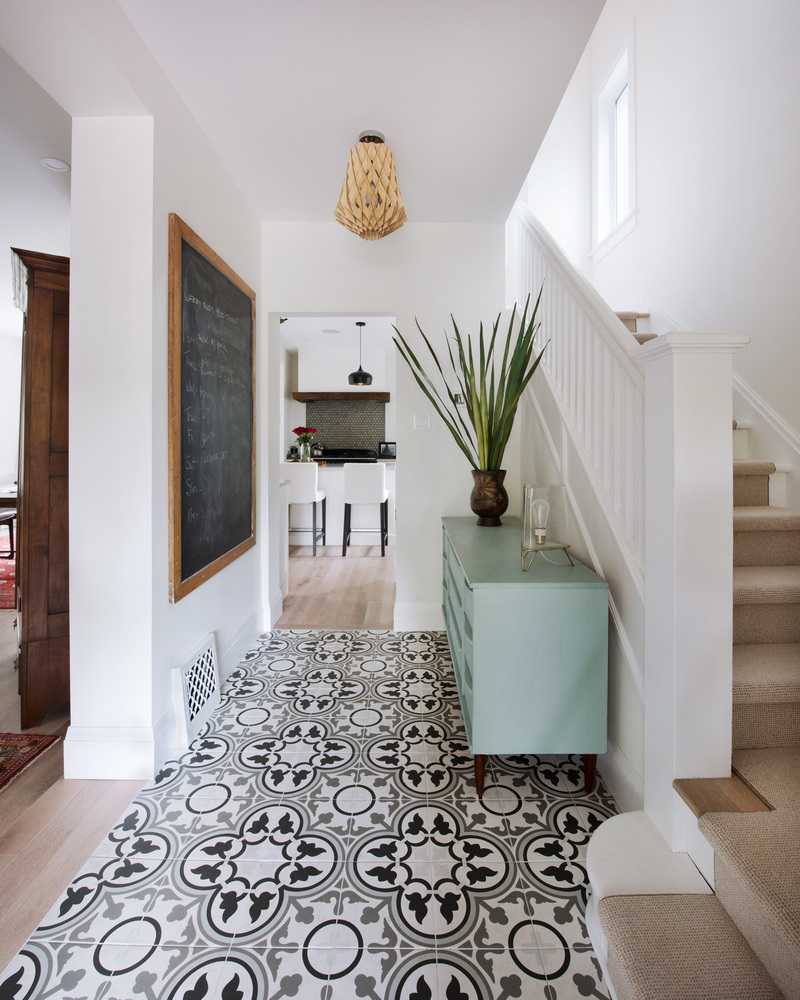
(334, 131), (407, 240)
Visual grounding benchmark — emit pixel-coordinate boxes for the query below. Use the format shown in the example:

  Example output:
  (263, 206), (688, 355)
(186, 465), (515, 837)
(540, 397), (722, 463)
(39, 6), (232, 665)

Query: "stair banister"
(509, 202), (645, 573)
(508, 202), (750, 845)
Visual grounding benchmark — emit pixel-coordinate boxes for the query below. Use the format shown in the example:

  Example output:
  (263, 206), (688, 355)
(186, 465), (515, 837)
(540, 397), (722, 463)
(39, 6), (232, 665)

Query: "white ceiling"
(0, 48), (71, 340)
(0, 0), (605, 341)
(116, 0), (604, 224)
(279, 314), (396, 353)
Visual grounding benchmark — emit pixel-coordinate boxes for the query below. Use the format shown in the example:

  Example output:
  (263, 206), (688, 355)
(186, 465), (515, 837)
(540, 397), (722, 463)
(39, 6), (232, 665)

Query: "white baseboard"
(393, 603), (445, 631)
(64, 610), (266, 781)
(265, 587), (283, 631)
(599, 740), (644, 814)
(218, 608), (264, 680)
(63, 725), (157, 780)
(153, 705), (173, 772)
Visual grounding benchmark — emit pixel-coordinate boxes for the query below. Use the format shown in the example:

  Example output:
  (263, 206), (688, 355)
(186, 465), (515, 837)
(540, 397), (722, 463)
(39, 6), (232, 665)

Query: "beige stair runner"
(599, 454), (800, 999)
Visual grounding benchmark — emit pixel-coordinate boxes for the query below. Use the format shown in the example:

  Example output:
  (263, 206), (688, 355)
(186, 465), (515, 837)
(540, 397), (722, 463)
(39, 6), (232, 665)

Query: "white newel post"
(634, 332), (749, 847)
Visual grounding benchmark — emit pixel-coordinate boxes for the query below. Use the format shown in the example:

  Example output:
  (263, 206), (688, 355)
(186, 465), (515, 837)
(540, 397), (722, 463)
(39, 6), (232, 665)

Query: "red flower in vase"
(293, 426), (317, 444)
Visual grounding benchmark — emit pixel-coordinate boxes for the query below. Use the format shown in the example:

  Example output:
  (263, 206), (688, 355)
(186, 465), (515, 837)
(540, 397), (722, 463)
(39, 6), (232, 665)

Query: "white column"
(634, 332), (749, 847)
(64, 116), (156, 778)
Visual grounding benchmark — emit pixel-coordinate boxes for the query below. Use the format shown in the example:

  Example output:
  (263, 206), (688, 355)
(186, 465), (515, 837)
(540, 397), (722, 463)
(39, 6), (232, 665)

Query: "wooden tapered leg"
(474, 754), (487, 797)
(583, 753), (597, 793)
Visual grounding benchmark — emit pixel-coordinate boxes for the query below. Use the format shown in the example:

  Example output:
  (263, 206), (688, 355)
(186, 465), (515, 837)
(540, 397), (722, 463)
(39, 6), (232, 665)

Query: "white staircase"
(506, 203), (800, 999)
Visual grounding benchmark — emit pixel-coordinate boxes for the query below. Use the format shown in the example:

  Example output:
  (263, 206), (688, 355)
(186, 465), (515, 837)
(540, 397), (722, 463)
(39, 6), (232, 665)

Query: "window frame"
(592, 39), (637, 261)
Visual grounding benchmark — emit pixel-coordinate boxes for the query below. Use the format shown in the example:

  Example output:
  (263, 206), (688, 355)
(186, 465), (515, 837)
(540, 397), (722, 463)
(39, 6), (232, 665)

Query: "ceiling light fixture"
(348, 321), (373, 385)
(40, 156), (70, 172)
(334, 130), (406, 241)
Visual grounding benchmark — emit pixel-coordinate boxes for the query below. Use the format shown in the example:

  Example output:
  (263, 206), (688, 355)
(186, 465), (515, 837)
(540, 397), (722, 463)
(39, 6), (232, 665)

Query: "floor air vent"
(174, 633), (221, 747)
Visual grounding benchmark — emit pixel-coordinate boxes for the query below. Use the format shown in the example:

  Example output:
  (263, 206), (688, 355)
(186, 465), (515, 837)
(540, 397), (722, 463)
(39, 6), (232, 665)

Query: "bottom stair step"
(599, 893), (783, 1000)
(699, 749), (800, 999)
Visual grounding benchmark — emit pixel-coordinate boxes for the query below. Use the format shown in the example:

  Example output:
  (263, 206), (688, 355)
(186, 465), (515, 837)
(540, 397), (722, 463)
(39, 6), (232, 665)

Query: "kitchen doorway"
(278, 313), (397, 627)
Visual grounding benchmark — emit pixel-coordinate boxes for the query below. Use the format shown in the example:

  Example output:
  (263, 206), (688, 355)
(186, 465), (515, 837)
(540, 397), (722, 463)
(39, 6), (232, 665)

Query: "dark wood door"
(12, 249), (70, 728)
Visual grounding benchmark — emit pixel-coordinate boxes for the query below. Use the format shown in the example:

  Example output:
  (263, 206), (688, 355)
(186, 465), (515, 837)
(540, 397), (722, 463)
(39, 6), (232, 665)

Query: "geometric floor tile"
(0, 629), (616, 999)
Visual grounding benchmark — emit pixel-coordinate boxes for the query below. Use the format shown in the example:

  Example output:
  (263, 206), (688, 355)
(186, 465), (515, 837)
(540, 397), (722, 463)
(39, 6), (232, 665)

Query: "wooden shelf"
(292, 391), (390, 402)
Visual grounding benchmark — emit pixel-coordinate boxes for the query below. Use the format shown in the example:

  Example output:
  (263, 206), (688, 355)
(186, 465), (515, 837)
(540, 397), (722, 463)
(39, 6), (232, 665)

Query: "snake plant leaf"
(393, 286), (546, 470)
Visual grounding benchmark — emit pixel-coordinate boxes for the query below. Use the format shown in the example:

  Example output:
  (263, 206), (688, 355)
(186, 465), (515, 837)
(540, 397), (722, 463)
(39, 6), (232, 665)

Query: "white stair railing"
(510, 202), (645, 574)
(509, 202), (749, 847)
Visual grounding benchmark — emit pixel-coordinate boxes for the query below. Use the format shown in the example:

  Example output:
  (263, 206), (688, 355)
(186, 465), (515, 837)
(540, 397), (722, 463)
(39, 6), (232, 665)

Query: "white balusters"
(512, 203), (645, 571)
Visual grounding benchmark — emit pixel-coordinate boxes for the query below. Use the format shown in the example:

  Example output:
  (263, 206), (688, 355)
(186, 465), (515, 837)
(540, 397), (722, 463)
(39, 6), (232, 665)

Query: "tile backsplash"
(305, 400), (385, 451)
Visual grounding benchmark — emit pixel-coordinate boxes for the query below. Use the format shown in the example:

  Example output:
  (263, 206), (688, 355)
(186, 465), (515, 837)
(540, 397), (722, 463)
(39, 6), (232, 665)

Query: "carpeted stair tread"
(734, 644), (800, 703)
(733, 565), (800, 604)
(732, 747), (800, 811)
(700, 808), (800, 997)
(599, 893), (784, 1000)
(734, 506), (800, 531)
(734, 460), (778, 476)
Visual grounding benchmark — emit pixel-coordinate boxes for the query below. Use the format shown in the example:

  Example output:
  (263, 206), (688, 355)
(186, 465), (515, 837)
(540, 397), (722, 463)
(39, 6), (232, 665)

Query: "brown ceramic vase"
(469, 469), (509, 526)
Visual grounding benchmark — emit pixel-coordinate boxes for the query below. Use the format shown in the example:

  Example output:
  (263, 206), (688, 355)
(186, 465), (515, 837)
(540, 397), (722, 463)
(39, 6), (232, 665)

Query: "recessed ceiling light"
(40, 156), (70, 172)
(322, 328), (340, 335)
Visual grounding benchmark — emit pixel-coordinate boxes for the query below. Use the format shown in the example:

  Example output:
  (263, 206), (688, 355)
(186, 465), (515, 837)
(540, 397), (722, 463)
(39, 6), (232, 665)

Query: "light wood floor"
(0, 545), (395, 970)
(276, 544), (396, 629)
(0, 608), (139, 970)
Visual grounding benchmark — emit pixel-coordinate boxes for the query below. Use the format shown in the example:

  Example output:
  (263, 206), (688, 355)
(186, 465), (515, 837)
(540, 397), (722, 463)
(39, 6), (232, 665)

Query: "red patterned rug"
(0, 555), (14, 610)
(0, 733), (60, 791)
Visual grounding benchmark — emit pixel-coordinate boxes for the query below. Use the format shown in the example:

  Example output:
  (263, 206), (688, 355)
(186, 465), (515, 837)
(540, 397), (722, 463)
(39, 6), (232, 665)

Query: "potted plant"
(393, 288), (546, 525)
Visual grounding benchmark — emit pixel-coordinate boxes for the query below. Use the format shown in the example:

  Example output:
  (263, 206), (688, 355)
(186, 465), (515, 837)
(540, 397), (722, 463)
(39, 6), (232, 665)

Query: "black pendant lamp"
(348, 321), (373, 385)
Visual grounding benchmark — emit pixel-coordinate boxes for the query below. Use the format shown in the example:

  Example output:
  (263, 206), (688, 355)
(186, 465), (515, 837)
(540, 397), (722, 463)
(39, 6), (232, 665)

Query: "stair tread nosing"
(734, 506), (800, 531)
(733, 565), (800, 603)
(734, 460), (778, 476)
(599, 894), (784, 1000)
(734, 644), (800, 703)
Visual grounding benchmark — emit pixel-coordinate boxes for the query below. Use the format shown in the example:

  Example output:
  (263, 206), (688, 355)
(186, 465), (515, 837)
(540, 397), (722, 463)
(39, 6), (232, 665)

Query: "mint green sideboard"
(442, 517), (609, 795)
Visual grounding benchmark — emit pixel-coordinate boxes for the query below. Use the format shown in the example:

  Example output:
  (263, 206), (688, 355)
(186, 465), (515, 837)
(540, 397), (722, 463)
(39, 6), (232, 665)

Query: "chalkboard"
(168, 214), (256, 602)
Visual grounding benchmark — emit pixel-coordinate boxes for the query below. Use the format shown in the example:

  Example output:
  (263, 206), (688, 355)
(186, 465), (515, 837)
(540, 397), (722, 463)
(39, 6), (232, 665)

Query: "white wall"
(148, 76), (263, 765)
(262, 222), (505, 627)
(67, 115), (157, 777)
(4, 4), (264, 778)
(298, 345), (387, 392)
(526, 0), (800, 434)
(282, 351), (306, 459)
(0, 334), (22, 483)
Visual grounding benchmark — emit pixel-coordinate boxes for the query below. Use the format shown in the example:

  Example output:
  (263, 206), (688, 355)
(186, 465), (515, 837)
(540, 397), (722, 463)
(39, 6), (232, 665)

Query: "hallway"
(0, 628), (614, 998)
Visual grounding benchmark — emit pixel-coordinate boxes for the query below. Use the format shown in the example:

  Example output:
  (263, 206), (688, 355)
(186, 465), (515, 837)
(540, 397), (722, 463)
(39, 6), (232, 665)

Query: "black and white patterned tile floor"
(1, 630), (617, 999)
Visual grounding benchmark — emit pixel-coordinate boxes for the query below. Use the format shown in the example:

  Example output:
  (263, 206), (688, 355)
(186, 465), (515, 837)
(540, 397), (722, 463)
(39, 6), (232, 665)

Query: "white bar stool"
(281, 462), (326, 555)
(342, 463), (389, 557)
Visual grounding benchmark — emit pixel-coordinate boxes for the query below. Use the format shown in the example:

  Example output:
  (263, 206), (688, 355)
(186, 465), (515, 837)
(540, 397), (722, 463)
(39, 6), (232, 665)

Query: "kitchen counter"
(311, 459), (396, 467)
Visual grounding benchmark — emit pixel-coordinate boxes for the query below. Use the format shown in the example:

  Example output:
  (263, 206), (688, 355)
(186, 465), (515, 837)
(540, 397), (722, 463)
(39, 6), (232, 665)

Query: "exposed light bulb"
(532, 498), (550, 544)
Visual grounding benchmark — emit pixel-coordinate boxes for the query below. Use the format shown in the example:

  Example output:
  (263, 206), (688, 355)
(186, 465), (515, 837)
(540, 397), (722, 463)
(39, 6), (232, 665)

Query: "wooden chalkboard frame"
(168, 214), (256, 602)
